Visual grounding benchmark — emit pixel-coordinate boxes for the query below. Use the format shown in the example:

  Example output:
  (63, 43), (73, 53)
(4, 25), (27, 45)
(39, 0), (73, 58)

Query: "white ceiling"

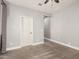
(6, 0), (78, 14)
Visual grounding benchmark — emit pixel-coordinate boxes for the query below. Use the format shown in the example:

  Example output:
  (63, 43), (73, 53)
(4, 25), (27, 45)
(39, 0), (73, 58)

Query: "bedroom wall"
(51, 1), (79, 48)
(7, 4), (49, 49)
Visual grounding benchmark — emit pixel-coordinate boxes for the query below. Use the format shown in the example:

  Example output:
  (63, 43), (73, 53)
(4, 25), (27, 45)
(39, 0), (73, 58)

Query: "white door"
(20, 16), (33, 47)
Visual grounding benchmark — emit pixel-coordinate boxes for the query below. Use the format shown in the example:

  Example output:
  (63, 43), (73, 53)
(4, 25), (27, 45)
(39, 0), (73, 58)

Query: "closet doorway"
(44, 16), (51, 39)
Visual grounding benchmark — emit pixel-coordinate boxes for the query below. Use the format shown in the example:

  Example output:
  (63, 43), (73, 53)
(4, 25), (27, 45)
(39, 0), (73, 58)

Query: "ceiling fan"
(38, 0), (60, 6)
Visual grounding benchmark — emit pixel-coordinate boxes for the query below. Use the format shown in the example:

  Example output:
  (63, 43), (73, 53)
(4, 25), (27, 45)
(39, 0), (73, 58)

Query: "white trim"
(20, 43), (33, 48)
(6, 46), (21, 51)
(6, 42), (44, 51)
(45, 38), (79, 50)
(32, 42), (44, 46)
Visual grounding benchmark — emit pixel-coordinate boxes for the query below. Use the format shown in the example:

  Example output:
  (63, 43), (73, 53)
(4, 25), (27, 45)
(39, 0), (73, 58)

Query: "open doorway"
(44, 16), (51, 39)
(20, 16), (33, 47)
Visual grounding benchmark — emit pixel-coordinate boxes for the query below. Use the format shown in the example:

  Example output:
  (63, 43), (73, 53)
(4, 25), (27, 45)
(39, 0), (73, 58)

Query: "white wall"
(51, 2), (79, 48)
(7, 4), (49, 49)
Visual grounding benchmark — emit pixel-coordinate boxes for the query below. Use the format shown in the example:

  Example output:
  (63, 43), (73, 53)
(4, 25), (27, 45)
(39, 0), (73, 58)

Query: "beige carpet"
(0, 40), (79, 59)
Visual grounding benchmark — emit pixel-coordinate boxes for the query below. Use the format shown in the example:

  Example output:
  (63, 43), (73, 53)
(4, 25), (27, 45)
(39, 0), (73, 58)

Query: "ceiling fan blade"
(44, 0), (49, 4)
(54, 0), (59, 3)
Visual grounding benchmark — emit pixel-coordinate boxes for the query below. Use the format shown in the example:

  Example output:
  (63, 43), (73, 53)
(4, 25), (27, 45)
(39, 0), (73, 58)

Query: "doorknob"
(30, 32), (32, 34)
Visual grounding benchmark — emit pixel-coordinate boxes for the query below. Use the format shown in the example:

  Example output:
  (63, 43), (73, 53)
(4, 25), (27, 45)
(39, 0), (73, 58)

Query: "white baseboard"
(32, 42), (44, 46)
(6, 42), (44, 51)
(6, 46), (21, 51)
(45, 38), (79, 50)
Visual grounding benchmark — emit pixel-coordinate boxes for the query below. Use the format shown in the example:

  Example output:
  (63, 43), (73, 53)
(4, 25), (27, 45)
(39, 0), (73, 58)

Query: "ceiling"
(6, 0), (78, 14)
